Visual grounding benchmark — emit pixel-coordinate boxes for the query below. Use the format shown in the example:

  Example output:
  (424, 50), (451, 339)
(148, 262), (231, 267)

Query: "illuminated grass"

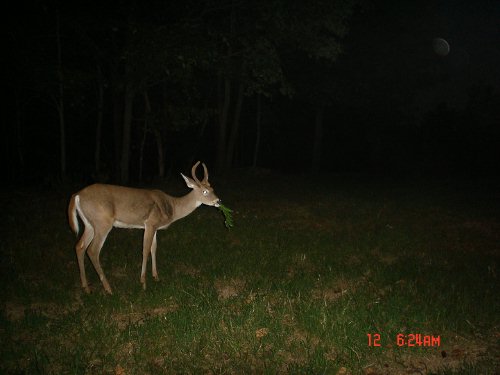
(0, 177), (498, 373)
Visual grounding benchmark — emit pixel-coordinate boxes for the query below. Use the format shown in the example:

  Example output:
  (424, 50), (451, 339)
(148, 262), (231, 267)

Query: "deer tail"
(68, 194), (80, 235)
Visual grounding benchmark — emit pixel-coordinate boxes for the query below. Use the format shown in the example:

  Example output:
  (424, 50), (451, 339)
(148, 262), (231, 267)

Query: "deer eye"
(202, 189), (209, 196)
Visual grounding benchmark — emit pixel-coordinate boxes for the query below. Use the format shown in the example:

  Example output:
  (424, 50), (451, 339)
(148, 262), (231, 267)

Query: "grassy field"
(1, 173), (499, 374)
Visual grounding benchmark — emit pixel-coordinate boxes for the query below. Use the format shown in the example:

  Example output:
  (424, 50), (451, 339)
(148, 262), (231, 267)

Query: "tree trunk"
(138, 127), (147, 182)
(138, 93), (150, 182)
(252, 93), (262, 169)
(112, 84), (123, 182)
(225, 80), (244, 171)
(153, 128), (165, 179)
(14, 90), (24, 169)
(56, 11), (66, 177)
(311, 106), (324, 173)
(187, 102), (209, 169)
(57, 98), (66, 176)
(120, 84), (135, 184)
(154, 84), (171, 179)
(95, 65), (104, 176)
(216, 75), (231, 174)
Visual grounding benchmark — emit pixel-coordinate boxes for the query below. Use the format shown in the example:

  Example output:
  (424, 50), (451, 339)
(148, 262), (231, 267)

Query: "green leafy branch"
(218, 203), (234, 229)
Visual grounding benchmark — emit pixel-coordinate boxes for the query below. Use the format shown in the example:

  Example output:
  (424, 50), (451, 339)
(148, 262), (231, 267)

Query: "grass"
(1, 173), (499, 374)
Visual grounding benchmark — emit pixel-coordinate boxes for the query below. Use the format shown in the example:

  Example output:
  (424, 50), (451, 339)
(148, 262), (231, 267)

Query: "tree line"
(8, 0), (357, 183)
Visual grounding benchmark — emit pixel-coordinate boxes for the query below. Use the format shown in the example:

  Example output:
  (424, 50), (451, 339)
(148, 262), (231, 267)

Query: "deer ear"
(181, 173), (196, 189)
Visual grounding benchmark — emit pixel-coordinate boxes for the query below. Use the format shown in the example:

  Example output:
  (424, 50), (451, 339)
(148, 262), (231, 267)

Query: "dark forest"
(5, 0), (499, 184)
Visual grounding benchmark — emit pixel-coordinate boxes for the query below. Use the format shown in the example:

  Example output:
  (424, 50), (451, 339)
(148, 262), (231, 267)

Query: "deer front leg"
(141, 225), (156, 290)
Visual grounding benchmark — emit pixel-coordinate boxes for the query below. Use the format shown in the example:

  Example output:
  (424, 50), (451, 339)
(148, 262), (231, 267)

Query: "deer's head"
(181, 161), (220, 207)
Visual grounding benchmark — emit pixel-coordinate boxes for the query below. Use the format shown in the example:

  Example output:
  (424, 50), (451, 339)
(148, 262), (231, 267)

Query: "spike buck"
(68, 161), (220, 294)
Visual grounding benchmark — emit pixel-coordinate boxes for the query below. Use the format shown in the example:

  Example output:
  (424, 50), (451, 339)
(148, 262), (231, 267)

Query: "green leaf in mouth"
(218, 203), (234, 229)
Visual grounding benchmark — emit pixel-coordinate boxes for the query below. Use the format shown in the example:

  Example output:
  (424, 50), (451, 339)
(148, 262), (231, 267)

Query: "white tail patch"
(74, 195), (91, 236)
(71, 195), (80, 235)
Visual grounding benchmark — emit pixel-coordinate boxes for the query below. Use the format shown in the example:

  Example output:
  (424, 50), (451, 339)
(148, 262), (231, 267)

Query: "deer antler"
(191, 161), (210, 186)
(191, 161), (201, 184)
(201, 162), (209, 185)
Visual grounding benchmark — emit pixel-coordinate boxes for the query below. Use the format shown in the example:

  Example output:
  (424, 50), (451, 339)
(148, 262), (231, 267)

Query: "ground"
(1, 173), (498, 374)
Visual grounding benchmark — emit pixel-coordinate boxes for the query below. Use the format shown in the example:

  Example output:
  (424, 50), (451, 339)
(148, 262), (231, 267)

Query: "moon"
(433, 38), (450, 56)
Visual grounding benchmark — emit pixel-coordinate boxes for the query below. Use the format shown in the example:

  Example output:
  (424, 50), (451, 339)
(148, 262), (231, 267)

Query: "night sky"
(5, 0), (500, 184)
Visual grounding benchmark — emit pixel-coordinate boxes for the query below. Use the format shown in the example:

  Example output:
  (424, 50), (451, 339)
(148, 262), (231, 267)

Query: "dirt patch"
(311, 277), (357, 303)
(345, 254), (364, 266)
(277, 348), (308, 371)
(3, 302), (25, 322)
(111, 265), (130, 279)
(286, 328), (320, 350)
(313, 287), (348, 303)
(281, 313), (296, 327)
(226, 233), (243, 248)
(111, 304), (179, 331)
(30, 299), (82, 320)
(282, 209), (334, 231)
(371, 247), (399, 265)
(462, 220), (500, 239)
(213, 277), (246, 300)
(275, 329), (322, 371)
(173, 262), (201, 277)
(255, 327), (269, 339)
(3, 295), (83, 323)
(286, 252), (317, 279)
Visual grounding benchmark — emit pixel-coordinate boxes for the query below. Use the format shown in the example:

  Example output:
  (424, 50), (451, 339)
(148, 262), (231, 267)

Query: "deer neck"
(172, 190), (201, 222)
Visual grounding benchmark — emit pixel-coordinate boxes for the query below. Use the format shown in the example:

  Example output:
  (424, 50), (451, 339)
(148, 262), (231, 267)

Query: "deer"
(68, 161), (220, 294)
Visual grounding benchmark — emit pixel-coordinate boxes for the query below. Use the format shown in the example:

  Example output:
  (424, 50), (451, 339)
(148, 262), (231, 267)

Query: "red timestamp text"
(367, 333), (441, 347)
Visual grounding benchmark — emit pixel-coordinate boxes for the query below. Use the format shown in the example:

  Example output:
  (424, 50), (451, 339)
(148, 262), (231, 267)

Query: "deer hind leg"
(151, 232), (159, 282)
(76, 226), (94, 293)
(140, 225), (157, 290)
(87, 224), (113, 294)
